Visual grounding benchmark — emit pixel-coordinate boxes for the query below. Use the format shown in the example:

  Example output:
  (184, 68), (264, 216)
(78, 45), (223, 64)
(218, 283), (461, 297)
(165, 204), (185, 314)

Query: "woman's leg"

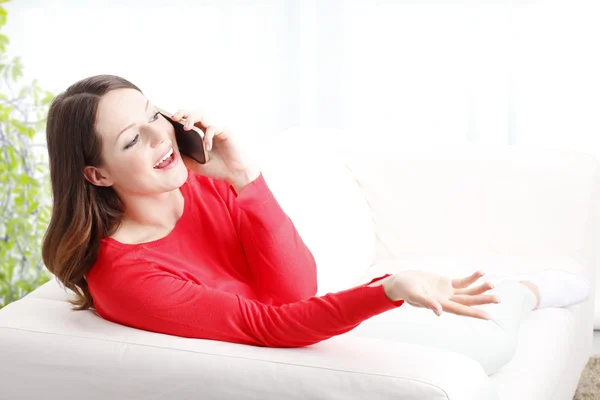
(343, 279), (537, 375)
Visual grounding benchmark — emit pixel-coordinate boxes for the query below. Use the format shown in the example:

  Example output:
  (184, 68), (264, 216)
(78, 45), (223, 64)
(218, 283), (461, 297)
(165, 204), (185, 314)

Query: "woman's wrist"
(369, 275), (404, 301)
(368, 274), (402, 302)
(227, 166), (261, 193)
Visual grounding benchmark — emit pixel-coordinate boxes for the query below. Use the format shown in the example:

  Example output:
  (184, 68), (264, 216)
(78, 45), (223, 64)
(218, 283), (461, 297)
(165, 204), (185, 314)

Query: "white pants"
(344, 279), (537, 375)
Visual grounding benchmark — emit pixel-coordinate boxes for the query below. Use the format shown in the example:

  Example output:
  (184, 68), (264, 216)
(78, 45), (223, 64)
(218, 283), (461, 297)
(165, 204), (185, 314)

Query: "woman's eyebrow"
(114, 99), (149, 144)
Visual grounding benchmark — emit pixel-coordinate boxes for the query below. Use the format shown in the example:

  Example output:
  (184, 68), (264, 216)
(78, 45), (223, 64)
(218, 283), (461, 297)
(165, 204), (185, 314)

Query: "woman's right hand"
(376, 269), (500, 320)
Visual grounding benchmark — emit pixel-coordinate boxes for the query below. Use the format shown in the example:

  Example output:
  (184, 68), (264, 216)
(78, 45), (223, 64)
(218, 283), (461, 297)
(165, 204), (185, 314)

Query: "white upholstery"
(0, 129), (597, 400)
(0, 289), (495, 400)
(256, 127), (376, 296)
(355, 255), (594, 399)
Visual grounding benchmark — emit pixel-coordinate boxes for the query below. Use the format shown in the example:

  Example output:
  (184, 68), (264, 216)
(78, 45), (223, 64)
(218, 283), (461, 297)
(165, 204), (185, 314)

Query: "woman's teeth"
(154, 147), (174, 168)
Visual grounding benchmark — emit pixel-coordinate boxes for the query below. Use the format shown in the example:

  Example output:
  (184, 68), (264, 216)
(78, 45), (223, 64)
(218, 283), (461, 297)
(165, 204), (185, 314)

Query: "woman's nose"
(146, 125), (168, 148)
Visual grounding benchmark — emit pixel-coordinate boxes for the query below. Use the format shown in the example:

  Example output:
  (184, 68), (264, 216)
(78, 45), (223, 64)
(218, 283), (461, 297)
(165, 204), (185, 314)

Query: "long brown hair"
(42, 75), (141, 310)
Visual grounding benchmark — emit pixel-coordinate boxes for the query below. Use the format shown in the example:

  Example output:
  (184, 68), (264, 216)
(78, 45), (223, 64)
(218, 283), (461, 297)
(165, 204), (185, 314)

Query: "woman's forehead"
(96, 88), (148, 137)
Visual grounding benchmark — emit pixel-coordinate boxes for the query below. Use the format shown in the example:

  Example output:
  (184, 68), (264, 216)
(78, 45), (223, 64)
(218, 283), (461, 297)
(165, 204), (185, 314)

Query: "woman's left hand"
(170, 110), (260, 192)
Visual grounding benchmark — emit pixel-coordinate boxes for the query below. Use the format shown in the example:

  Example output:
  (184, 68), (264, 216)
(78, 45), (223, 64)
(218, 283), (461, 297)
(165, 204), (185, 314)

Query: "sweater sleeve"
(96, 264), (403, 348)
(212, 173), (318, 305)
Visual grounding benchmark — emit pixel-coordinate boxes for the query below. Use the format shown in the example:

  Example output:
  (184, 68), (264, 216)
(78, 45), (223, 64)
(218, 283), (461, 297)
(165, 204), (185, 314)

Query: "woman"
(42, 75), (590, 375)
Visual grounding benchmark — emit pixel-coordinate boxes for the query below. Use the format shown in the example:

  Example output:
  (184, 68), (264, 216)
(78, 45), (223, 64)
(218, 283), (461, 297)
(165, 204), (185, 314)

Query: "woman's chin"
(163, 162), (188, 188)
(176, 163), (189, 184)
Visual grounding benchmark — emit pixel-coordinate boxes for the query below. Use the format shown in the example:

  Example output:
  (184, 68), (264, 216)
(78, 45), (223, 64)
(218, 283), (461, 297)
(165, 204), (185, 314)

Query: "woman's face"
(86, 88), (188, 196)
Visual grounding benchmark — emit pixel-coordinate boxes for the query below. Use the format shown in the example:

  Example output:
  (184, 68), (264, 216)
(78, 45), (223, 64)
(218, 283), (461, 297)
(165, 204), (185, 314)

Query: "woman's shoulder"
(86, 243), (162, 319)
(184, 168), (231, 200)
(90, 239), (142, 272)
(87, 240), (153, 288)
(185, 168), (222, 188)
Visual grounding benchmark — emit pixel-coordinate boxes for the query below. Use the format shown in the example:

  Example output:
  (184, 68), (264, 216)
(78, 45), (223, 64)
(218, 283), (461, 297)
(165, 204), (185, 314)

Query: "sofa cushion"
(0, 283), (497, 400)
(350, 254), (593, 397)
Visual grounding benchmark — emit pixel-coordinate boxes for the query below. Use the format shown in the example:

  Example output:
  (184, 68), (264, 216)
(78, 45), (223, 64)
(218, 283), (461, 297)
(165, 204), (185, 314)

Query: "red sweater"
(86, 169), (404, 347)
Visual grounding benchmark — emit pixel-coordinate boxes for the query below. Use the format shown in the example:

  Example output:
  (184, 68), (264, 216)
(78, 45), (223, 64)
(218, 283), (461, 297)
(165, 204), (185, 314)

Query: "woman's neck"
(112, 188), (185, 244)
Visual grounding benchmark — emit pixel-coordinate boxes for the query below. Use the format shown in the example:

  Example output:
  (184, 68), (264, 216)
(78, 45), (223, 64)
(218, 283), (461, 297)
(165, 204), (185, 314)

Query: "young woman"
(42, 75), (590, 376)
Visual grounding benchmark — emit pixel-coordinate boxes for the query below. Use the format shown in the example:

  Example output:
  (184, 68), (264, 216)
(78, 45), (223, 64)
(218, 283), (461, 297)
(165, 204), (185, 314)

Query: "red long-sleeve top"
(86, 169), (404, 347)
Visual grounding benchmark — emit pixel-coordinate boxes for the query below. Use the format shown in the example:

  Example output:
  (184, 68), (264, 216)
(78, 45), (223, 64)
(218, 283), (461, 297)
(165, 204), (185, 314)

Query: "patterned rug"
(575, 357), (600, 399)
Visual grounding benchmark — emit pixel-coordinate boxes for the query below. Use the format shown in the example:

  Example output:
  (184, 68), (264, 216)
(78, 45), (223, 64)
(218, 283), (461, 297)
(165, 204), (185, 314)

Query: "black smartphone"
(156, 106), (209, 164)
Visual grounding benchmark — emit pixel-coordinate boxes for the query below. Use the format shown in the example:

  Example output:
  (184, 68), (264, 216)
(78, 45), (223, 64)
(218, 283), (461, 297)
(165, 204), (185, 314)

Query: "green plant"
(0, 0), (55, 309)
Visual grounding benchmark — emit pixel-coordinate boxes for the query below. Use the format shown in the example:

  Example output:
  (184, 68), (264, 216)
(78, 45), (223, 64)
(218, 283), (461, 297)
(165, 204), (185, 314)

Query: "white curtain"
(6, 0), (600, 152)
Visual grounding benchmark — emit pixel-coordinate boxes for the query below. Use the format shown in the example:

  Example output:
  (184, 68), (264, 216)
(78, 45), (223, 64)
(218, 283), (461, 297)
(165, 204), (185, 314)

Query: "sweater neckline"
(102, 174), (192, 250)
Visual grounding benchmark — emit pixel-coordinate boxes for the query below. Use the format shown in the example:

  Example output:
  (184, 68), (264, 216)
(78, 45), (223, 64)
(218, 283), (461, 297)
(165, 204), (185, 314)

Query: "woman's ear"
(83, 166), (113, 187)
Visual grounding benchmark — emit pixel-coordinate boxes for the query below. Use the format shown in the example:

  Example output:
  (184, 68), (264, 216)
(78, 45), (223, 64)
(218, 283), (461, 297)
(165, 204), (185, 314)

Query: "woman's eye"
(151, 111), (160, 122)
(124, 134), (140, 150)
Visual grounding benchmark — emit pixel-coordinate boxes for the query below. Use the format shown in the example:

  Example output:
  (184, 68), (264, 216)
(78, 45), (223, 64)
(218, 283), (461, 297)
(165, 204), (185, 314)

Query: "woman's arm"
(94, 263), (403, 347)
(212, 173), (318, 305)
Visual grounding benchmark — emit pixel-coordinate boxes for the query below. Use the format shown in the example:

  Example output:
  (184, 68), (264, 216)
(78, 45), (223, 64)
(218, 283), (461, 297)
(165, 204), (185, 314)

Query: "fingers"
(455, 281), (494, 296)
(421, 297), (443, 317)
(204, 126), (216, 151)
(439, 300), (491, 320)
(451, 270), (485, 289)
(450, 294), (500, 306)
(171, 110), (192, 127)
(172, 110), (220, 151)
(172, 110), (211, 131)
(184, 114), (207, 131)
(171, 110), (185, 121)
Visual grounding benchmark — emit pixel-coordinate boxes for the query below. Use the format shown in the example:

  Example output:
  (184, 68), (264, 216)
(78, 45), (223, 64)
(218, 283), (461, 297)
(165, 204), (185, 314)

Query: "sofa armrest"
(0, 298), (498, 400)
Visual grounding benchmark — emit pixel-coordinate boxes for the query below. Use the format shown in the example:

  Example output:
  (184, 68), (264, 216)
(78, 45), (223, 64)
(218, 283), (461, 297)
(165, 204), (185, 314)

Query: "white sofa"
(0, 128), (597, 400)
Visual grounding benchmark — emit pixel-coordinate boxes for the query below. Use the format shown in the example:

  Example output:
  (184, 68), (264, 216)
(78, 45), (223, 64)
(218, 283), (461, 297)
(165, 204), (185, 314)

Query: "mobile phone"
(156, 106), (209, 164)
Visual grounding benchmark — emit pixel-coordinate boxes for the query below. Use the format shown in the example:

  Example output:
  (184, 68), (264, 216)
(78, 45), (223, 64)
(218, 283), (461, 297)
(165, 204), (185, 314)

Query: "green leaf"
(3, 257), (15, 284)
(0, 8), (7, 29)
(26, 126), (35, 139)
(20, 174), (36, 186)
(0, 279), (11, 307)
(18, 86), (28, 98)
(0, 104), (12, 121)
(0, 23), (54, 308)
(27, 203), (39, 215)
(11, 119), (28, 134)
(10, 57), (23, 81)
(0, 33), (8, 53)
(6, 145), (15, 168)
(41, 91), (54, 105)
(14, 279), (33, 293)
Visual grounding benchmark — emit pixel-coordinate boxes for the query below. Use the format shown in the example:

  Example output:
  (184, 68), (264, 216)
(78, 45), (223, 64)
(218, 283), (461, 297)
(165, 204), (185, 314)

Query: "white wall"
(4, 0), (600, 152)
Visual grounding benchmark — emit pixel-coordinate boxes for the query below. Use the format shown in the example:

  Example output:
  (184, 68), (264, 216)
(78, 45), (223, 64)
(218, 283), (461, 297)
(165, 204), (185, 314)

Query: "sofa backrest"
(259, 128), (600, 277)
(257, 127), (376, 295)
(343, 143), (600, 266)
